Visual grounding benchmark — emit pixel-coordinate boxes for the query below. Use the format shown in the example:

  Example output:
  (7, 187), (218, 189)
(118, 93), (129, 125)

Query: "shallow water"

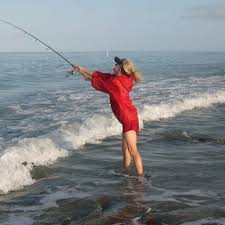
(0, 51), (225, 224)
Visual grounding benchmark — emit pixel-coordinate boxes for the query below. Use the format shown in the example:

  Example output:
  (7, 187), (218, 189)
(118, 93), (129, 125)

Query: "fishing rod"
(0, 18), (75, 75)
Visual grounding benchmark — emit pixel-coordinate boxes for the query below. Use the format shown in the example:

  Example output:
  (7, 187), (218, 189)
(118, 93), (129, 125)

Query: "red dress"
(91, 71), (139, 134)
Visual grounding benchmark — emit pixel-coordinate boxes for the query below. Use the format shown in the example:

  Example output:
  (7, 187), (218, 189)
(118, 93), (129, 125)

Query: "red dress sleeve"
(91, 71), (115, 94)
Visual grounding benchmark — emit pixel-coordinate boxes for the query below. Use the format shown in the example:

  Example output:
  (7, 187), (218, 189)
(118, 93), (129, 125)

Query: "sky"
(0, 0), (225, 52)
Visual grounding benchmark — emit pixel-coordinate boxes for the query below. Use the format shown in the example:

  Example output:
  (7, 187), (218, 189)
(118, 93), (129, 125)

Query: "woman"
(71, 56), (144, 176)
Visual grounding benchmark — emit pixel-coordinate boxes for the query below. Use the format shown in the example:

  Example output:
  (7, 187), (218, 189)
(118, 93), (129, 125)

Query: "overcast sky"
(0, 0), (225, 52)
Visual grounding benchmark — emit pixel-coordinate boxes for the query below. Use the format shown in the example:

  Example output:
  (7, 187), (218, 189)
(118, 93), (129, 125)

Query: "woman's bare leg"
(124, 130), (144, 176)
(122, 136), (132, 172)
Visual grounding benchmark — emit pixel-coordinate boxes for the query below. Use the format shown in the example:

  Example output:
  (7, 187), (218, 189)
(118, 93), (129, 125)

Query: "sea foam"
(1, 91), (225, 194)
(0, 138), (68, 194)
(141, 91), (225, 121)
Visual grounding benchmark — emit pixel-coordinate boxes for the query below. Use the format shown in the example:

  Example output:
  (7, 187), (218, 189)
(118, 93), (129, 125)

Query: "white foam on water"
(52, 114), (123, 149)
(0, 113), (125, 194)
(141, 91), (225, 122)
(8, 104), (36, 115)
(1, 91), (225, 194)
(57, 95), (67, 102)
(0, 138), (68, 194)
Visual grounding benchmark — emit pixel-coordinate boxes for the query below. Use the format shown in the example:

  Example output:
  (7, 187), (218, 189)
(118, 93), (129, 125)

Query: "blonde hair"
(122, 59), (142, 84)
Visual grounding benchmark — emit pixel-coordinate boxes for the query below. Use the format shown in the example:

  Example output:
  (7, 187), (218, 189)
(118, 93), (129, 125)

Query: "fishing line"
(0, 18), (75, 76)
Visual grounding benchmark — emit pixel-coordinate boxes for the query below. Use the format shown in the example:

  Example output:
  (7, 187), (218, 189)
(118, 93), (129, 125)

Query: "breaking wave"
(1, 91), (225, 194)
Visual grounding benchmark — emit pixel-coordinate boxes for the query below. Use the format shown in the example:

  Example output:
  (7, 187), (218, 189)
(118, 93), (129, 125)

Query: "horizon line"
(0, 49), (225, 53)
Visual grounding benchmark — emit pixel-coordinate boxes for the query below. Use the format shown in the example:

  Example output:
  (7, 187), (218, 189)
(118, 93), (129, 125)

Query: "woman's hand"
(69, 65), (80, 74)
(70, 65), (88, 75)
(70, 65), (93, 81)
(68, 66), (77, 75)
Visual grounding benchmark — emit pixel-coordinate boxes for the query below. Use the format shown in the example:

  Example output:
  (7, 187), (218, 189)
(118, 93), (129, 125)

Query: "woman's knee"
(129, 148), (141, 160)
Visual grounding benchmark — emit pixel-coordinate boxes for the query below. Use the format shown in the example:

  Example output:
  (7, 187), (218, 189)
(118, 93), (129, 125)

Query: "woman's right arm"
(72, 65), (94, 81)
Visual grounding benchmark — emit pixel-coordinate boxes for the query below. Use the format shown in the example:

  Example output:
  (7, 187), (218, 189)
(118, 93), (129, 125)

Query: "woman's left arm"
(71, 66), (115, 94)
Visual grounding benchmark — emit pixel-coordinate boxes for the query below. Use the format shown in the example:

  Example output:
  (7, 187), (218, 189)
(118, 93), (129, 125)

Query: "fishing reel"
(66, 66), (79, 78)
(65, 69), (74, 78)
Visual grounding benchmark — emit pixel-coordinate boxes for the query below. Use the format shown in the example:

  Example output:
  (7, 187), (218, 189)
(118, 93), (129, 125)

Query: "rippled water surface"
(0, 51), (225, 225)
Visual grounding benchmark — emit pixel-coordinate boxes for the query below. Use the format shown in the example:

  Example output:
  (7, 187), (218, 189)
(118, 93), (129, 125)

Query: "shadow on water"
(29, 175), (225, 225)
(31, 176), (151, 225)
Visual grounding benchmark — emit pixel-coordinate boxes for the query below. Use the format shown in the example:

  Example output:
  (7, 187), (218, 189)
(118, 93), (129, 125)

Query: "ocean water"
(0, 51), (225, 225)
